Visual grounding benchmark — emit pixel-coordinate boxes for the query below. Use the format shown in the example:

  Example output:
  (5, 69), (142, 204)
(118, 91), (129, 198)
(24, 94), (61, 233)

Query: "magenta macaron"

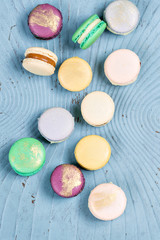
(28, 4), (63, 40)
(50, 164), (85, 198)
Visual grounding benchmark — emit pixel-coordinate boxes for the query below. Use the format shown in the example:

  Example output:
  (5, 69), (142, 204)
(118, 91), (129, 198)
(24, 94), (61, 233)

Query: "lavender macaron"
(51, 164), (85, 198)
(28, 4), (63, 40)
(38, 108), (74, 143)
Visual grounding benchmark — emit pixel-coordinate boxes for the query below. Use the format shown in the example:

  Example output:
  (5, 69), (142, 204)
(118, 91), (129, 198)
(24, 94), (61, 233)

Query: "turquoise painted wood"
(0, 0), (160, 239)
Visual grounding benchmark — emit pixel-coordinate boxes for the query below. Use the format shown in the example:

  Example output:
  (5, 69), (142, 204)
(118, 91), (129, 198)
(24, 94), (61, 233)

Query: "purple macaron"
(28, 4), (63, 40)
(51, 164), (85, 198)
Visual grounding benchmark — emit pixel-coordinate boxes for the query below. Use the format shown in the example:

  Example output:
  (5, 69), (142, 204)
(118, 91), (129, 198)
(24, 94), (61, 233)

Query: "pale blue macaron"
(38, 108), (74, 143)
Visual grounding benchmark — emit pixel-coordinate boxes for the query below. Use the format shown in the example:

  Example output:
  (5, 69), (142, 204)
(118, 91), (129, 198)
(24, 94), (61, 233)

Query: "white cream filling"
(78, 19), (101, 44)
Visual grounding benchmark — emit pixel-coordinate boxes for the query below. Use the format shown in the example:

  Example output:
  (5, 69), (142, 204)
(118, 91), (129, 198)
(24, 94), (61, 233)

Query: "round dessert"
(38, 107), (74, 143)
(58, 57), (92, 92)
(81, 91), (115, 127)
(28, 4), (63, 40)
(50, 164), (85, 198)
(103, 0), (140, 35)
(74, 135), (111, 170)
(9, 138), (46, 176)
(22, 47), (58, 76)
(72, 14), (106, 49)
(88, 183), (127, 221)
(104, 49), (141, 86)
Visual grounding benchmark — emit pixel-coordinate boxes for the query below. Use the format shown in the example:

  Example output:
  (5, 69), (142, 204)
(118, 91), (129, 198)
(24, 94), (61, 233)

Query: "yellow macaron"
(58, 57), (92, 92)
(74, 135), (111, 170)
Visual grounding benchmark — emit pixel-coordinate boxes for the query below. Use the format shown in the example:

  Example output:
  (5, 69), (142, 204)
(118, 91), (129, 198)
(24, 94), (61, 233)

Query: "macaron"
(72, 14), (106, 49)
(38, 107), (74, 143)
(28, 4), (63, 40)
(9, 138), (46, 176)
(88, 183), (127, 221)
(104, 49), (141, 86)
(22, 47), (58, 76)
(74, 135), (111, 170)
(58, 57), (92, 92)
(103, 0), (140, 35)
(50, 164), (85, 198)
(81, 91), (115, 127)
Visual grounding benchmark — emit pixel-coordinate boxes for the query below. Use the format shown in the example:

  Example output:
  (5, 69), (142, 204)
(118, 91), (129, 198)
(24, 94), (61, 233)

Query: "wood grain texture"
(0, 0), (160, 239)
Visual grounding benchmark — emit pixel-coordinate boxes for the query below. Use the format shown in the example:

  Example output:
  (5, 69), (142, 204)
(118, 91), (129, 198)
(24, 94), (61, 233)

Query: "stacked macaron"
(72, 14), (106, 49)
(22, 47), (58, 76)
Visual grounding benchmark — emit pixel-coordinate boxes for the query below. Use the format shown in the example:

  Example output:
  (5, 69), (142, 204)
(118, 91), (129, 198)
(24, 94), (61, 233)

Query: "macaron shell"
(104, 49), (141, 86)
(103, 0), (140, 35)
(9, 138), (46, 176)
(75, 135), (111, 170)
(58, 57), (92, 92)
(22, 58), (55, 76)
(80, 21), (106, 50)
(81, 91), (115, 126)
(88, 183), (127, 221)
(106, 25), (136, 36)
(28, 4), (63, 39)
(25, 47), (58, 63)
(50, 164), (85, 198)
(38, 108), (74, 142)
(72, 14), (99, 43)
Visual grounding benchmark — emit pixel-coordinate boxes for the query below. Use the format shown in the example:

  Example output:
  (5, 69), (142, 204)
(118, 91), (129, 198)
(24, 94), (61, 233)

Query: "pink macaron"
(88, 183), (127, 221)
(50, 164), (85, 198)
(28, 4), (63, 40)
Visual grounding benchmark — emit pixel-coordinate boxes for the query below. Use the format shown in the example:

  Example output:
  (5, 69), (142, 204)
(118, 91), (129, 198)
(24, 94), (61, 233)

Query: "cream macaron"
(104, 49), (141, 86)
(81, 91), (115, 127)
(22, 47), (58, 76)
(88, 183), (127, 221)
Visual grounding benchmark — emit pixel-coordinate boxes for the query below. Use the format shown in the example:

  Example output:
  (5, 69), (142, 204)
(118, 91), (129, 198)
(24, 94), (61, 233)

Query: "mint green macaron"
(72, 14), (106, 49)
(9, 138), (46, 176)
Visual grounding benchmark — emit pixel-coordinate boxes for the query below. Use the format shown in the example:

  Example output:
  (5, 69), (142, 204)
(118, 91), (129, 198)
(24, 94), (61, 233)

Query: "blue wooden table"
(0, 0), (160, 239)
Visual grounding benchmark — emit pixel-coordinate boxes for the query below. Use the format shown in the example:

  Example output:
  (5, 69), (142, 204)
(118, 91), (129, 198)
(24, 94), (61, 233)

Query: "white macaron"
(81, 91), (115, 127)
(88, 183), (127, 221)
(103, 0), (140, 35)
(22, 47), (58, 76)
(104, 49), (141, 86)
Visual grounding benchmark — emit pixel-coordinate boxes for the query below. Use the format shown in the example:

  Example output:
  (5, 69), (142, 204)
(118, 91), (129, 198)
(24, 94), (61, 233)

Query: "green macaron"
(9, 138), (46, 176)
(72, 14), (106, 49)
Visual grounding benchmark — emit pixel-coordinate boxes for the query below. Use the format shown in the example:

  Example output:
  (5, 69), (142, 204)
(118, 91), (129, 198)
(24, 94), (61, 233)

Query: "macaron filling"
(78, 19), (101, 44)
(72, 14), (99, 43)
(80, 21), (106, 48)
(26, 53), (56, 68)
